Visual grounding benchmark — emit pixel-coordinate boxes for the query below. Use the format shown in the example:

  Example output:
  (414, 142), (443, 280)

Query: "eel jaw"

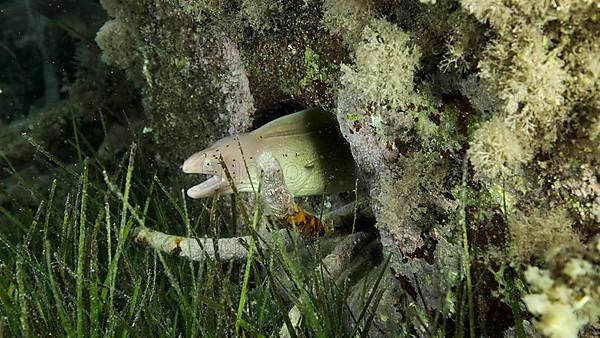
(186, 175), (228, 199)
(182, 154), (229, 198)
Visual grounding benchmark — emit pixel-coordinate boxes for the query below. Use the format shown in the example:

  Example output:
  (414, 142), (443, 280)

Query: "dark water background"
(1, 0), (107, 123)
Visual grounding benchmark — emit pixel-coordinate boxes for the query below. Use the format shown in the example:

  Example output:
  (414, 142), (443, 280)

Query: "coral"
(468, 116), (532, 180)
(523, 237), (600, 338)
(340, 18), (422, 111)
(560, 164), (600, 224)
(378, 152), (455, 250)
(439, 11), (484, 74)
(458, 4), (599, 292)
(466, 0), (599, 182)
(479, 26), (569, 150)
(95, 19), (140, 80)
(321, 0), (375, 46)
(240, 0), (281, 32)
(507, 207), (581, 263)
(589, 116), (600, 142)
(565, 38), (600, 109)
(459, 0), (513, 30)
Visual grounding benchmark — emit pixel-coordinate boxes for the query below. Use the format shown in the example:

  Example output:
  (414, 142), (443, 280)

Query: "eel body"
(182, 108), (357, 198)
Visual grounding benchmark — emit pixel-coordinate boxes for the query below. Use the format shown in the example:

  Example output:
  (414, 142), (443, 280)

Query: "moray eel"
(182, 108), (357, 198)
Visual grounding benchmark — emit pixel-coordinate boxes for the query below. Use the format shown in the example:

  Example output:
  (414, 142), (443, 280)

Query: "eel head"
(182, 133), (260, 198)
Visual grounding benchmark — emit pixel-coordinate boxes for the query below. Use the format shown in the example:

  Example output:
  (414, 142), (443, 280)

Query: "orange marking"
(171, 237), (183, 256)
(283, 206), (327, 237)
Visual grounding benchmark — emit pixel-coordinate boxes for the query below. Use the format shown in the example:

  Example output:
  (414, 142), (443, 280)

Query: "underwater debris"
(132, 226), (297, 262)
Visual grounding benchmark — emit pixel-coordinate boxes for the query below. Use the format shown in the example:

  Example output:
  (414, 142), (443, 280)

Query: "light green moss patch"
(340, 19), (421, 111)
(300, 47), (325, 88)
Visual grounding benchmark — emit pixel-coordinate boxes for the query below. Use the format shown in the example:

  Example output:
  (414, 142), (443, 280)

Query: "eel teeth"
(186, 175), (227, 198)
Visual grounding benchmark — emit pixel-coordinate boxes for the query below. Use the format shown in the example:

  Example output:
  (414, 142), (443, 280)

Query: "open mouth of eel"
(182, 158), (230, 199)
(186, 174), (229, 198)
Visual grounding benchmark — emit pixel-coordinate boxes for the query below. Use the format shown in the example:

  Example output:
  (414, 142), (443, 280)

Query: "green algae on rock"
(89, 0), (600, 335)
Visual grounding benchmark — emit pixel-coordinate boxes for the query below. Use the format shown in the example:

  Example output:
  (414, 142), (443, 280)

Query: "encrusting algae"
(2, 0), (592, 335)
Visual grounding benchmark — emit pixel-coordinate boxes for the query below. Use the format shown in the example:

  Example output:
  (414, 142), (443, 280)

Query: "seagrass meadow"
(0, 0), (599, 337)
